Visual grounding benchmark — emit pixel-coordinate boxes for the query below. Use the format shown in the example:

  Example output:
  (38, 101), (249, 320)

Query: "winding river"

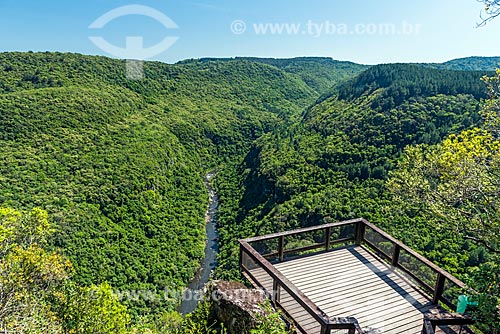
(178, 172), (219, 314)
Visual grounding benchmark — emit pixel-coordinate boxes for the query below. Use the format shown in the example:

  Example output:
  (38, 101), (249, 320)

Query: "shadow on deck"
(239, 219), (475, 334)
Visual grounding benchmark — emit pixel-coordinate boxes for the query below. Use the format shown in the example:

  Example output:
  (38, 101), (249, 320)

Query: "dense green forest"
(213, 63), (500, 332)
(0, 52), (499, 333)
(178, 57), (368, 95)
(214, 64), (492, 278)
(0, 52), (317, 317)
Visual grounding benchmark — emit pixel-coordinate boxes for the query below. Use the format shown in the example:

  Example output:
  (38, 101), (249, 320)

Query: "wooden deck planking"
(278, 289), (323, 333)
(276, 246), (435, 334)
(249, 246), (443, 334)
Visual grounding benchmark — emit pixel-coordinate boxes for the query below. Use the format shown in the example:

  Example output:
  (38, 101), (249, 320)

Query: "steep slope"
(0, 85), (206, 300)
(0, 52), (318, 314)
(334, 64), (489, 110)
(215, 63), (490, 279)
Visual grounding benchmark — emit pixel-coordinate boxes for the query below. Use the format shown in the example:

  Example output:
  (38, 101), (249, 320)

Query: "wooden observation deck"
(239, 218), (475, 334)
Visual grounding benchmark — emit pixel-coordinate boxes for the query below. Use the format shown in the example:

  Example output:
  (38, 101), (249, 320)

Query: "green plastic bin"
(456, 295), (478, 314)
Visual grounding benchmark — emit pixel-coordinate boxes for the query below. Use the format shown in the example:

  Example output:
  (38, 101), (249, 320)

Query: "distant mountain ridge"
(178, 56), (499, 96)
(429, 56), (500, 71)
(178, 56), (368, 95)
(235, 57), (369, 94)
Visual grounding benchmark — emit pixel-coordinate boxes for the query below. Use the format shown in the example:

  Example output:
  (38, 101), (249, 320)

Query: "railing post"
(433, 273), (446, 305)
(325, 226), (331, 251)
(278, 235), (285, 262)
(355, 220), (365, 246)
(239, 243), (244, 270)
(272, 279), (281, 304)
(392, 244), (401, 267)
(422, 319), (435, 334)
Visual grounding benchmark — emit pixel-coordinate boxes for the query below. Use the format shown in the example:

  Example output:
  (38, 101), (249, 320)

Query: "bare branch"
(477, 0), (500, 27)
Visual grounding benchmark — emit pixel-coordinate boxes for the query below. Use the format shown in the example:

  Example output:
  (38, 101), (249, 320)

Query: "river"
(177, 172), (219, 314)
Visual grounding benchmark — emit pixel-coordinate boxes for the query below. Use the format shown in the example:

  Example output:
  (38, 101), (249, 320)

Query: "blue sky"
(0, 0), (498, 64)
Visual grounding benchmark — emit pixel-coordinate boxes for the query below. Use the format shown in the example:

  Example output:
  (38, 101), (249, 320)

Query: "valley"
(0, 52), (499, 333)
(178, 172), (219, 315)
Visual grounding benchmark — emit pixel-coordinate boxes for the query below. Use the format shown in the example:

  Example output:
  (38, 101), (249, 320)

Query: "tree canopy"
(0, 207), (130, 333)
(387, 69), (500, 330)
(388, 129), (500, 253)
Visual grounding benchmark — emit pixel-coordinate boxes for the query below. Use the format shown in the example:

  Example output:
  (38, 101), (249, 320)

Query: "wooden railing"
(240, 240), (361, 334)
(360, 220), (469, 309)
(239, 218), (475, 334)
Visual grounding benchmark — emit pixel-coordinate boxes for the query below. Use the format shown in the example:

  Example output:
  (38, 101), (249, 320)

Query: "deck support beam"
(272, 279), (280, 304)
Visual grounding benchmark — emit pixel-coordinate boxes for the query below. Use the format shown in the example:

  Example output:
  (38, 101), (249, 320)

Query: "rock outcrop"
(206, 280), (281, 334)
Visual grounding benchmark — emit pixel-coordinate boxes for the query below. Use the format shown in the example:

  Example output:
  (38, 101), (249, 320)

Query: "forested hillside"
(1, 52), (499, 332)
(214, 64), (494, 284)
(179, 57), (368, 95)
(237, 57), (369, 94)
(334, 64), (489, 110)
(0, 52), (318, 316)
(430, 56), (500, 71)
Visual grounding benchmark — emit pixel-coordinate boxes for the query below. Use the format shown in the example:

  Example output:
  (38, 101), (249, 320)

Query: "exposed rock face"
(206, 280), (275, 334)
